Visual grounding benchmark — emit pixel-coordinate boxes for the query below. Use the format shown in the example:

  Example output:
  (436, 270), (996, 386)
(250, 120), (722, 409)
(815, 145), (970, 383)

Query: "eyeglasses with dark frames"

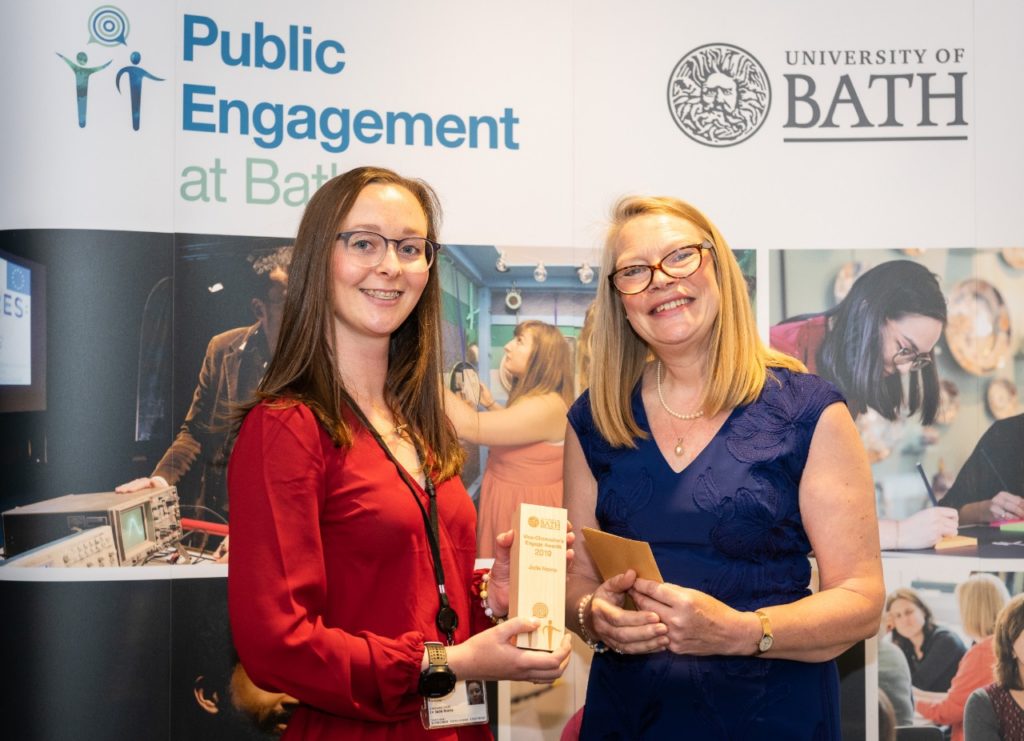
(336, 230), (439, 272)
(892, 343), (932, 372)
(608, 240), (713, 295)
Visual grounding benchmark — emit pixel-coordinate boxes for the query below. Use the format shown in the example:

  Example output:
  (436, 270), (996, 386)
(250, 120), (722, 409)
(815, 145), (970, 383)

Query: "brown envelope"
(581, 527), (663, 592)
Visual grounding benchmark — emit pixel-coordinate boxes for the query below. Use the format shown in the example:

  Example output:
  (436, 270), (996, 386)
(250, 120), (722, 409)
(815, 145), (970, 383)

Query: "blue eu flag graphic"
(7, 263), (31, 295)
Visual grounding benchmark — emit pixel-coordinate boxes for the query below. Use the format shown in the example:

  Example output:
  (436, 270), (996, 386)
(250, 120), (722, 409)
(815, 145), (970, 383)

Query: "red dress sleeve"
(228, 402), (424, 721)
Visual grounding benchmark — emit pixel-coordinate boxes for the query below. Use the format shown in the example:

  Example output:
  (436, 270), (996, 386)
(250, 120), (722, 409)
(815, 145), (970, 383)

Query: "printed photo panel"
(769, 248), (1024, 546)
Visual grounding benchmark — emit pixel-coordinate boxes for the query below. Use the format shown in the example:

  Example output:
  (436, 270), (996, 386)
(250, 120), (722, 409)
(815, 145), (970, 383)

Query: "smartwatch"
(754, 609), (774, 653)
(418, 642), (458, 698)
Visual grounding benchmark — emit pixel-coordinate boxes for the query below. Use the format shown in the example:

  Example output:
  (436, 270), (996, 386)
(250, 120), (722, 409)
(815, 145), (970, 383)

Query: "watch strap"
(754, 609), (773, 653)
(425, 641), (447, 668)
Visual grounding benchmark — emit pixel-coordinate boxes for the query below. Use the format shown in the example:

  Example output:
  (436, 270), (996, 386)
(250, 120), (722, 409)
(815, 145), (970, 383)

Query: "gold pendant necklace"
(671, 419), (700, 458)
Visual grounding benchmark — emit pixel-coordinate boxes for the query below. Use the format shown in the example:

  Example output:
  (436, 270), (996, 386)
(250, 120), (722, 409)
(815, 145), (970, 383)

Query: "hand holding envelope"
(580, 527), (669, 654)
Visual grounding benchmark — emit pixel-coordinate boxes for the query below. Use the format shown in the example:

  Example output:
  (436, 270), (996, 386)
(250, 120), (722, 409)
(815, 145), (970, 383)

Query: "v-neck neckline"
(634, 383), (739, 475)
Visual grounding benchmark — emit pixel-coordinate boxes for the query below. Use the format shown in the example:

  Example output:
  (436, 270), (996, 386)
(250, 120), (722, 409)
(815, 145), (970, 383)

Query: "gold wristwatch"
(754, 609), (774, 653)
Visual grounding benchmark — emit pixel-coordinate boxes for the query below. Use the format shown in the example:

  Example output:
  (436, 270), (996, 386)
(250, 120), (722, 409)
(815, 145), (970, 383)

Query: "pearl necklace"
(656, 360), (704, 458)
(656, 361), (704, 420)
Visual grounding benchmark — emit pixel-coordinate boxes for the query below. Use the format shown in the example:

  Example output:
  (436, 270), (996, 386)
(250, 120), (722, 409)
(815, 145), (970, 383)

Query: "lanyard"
(343, 395), (458, 644)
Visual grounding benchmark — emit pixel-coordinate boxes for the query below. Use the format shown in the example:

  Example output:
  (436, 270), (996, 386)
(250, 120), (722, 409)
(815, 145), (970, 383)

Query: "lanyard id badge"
(344, 396), (459, 644)
(420, 680), (489, 729)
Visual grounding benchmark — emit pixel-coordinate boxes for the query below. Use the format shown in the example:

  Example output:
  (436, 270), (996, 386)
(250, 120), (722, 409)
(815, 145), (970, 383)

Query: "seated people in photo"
(878, 631), (916, 727)
(878, 689), (898, 741)
(886, 587), (967, 693)
(964, 593), (1024, 740)
(445, 320), (574, 558)
(117, 246), (292, 519)
(940, 412), (1024, 525)
(771, 259), (956, 551)
(916, 574), (1010, 741)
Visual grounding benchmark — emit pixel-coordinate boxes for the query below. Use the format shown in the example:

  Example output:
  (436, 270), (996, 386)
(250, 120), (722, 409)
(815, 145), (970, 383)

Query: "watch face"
(420, 667), (457, 698)
(759, 634), (773, 652)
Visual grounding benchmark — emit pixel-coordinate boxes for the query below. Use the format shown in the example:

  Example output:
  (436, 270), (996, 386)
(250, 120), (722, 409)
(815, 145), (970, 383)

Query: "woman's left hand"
(988, 490), (1024, 522)
(630, 578), (757, 656)
(478, 383), (496, 410)
(489, 525), (575, 618)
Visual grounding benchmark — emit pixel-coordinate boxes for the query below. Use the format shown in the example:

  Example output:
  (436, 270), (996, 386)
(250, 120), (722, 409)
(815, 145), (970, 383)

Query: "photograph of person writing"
(227, 167), (571, 739)
(445, 320), (573, 558)
(771, 259), (957, 550)
(939, 412), (1024, 524)
(564, 195), (884, 738)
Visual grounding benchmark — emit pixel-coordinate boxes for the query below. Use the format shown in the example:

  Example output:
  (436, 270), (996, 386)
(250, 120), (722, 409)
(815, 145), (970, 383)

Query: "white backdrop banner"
(3, 0), (1022, 249)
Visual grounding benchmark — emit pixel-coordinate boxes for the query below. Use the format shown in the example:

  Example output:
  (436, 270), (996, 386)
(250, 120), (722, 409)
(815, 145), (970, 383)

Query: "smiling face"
(881, 313), (944, 375)
(330, 183), (429, 347)
(613, 213), (720, 356)
(889, 597), (927, 643)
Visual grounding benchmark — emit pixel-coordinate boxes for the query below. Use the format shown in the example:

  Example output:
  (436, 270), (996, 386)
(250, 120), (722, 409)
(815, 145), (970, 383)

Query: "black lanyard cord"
(341, 393), (458, 643)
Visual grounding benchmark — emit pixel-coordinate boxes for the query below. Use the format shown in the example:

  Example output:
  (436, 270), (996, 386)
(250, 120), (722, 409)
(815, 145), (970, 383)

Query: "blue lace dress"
(568, 369), (845, 740)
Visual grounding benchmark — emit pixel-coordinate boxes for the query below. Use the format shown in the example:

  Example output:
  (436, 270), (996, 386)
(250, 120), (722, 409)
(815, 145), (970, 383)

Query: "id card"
(420, 680), (489, 729)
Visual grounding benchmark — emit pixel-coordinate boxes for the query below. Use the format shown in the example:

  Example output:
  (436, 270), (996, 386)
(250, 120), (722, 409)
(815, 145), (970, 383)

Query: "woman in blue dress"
(564, 196), (885, 739)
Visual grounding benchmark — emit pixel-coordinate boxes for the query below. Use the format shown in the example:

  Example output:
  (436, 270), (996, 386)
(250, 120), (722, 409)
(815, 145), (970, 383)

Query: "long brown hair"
(885, 588), (937, 649)
(589, 195), (804, 448)
(241, 166), (464, 480)
(506, 320), (574, 408)
(994, 593), (1024, 690)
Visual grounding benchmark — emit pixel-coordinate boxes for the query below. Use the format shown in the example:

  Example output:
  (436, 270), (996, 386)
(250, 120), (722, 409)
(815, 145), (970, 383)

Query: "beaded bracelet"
(577, 593), (608, 653)
(479, 572), (507, 624)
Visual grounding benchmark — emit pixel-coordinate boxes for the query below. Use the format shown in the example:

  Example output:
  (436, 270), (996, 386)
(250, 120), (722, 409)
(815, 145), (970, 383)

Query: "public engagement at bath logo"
(56, 5), (163, 130)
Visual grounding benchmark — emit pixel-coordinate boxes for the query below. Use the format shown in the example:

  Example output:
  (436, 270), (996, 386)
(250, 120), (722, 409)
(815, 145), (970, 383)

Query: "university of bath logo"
(667, 43), (771, 147)
(55, 5), (163, 130)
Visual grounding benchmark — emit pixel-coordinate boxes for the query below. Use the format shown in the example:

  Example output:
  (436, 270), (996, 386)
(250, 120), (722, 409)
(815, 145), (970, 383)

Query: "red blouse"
(228, 401), (492, 740)
(769, 314), (828, 373)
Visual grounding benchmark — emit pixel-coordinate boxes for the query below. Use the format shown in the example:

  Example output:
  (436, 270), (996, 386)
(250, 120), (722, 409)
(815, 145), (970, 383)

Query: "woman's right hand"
(587, 570), (669, 654)
(446, 617), (571, 684)
(892, 507), (959, 549)
(115, 475), (169, 494)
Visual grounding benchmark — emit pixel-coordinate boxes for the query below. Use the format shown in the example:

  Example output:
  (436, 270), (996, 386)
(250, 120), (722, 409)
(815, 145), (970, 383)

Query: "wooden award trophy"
(508, 502), (568, 651)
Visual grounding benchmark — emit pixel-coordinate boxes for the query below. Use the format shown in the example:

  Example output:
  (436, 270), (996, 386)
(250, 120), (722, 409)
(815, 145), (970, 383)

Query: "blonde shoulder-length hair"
(589, 195), (805, 448)
(957, 573), (1010, 641)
